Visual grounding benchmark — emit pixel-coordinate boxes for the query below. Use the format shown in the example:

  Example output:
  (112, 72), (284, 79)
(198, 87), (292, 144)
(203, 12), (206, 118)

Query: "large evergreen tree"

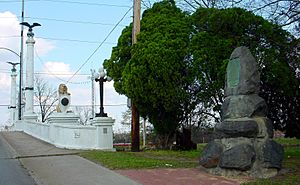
(105, 3), (300, 148)
(104, 0), (192, 148)
(190, 8), (300, 137)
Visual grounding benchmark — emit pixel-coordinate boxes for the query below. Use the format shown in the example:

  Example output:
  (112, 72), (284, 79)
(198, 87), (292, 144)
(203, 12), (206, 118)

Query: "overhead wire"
(34, 49), (91, 85)
(0, 35), (19, 38)
(36, 36), (117, 45)
(0, 0), (131, 8)
(0, 68), (90, 76)
(0, 16), (127, 27)
(24, 16), (128, 27)
(66, 6), (133, 83)
(1, 0), (132, 84)
(0, 35), (117, 45)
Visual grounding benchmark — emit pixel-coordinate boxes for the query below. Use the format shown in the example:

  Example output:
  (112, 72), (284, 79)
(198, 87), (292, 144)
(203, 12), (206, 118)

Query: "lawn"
(80, 148), (200, 169)
(80, 138), (300, 184)
(243, 138), (300, 185)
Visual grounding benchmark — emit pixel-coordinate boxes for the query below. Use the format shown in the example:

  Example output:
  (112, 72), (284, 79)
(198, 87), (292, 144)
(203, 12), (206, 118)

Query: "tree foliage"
(105, 1), (300, 145)
(104, 0), (192, 148)
(181, 0), (300, 36)
(190, 7), (300, 137)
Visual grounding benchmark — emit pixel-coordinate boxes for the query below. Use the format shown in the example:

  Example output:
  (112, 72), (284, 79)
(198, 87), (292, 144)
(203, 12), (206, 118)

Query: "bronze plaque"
(227, 58), (240, 88)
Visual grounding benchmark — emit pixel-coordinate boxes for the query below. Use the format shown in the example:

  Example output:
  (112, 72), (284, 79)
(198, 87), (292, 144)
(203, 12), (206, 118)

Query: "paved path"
(1, 131), (242, 185)
(0, 134), (37, 185)
(116, 168), (240, 185)
(1, 131), (140, 185)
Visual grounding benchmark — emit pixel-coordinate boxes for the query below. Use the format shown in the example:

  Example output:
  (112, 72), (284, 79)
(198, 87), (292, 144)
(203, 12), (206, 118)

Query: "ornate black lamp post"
(95, 67), (112, 117)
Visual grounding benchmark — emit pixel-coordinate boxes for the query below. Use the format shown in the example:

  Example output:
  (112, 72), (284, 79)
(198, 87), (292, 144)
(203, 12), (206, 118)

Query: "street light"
(0, 47), (23, 120)
(7, 62), (19, 124)
(95, 67), (112, 117)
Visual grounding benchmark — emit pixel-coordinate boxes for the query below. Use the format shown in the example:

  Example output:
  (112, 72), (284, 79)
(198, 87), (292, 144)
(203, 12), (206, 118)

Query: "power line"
(0, 0), (131, 8)
(25, 16), (128, 27)
(0, 35), (117, 45)
(0, 35), (19, 38)
(66, 6), (133, 83)
(0, 69), (89, 76)
(0, 16), (128, 27)
(36, 36), (117, 45)
(0, 104), (127, 106)
(0, 105), (10, 107)
(35, 72), (89, 76)
(42, 0), (131, 7)
(34, 49), (91, 85)
(0, 68), (90, 76)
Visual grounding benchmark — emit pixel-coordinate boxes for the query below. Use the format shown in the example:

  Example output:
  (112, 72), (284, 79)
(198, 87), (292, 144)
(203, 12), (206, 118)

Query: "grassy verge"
(80, 148), (201, 169)
(243, 138), (300, 185)
(80, 138), (300, 184)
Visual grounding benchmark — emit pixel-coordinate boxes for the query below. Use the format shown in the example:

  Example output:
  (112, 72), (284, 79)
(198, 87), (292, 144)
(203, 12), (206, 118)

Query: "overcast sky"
(0, 0), (137, 131)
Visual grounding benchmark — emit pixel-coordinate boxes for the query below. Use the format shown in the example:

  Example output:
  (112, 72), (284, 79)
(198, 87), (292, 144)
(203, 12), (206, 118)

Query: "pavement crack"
(16, 152), (79, 159)
(0, 157), (17, 160)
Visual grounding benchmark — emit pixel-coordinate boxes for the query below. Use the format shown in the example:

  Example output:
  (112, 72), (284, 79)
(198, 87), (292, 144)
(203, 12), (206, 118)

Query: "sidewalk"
(0, 131), (140, 185)
(1, 131), (242, 185)
(116, 168), (241, 185)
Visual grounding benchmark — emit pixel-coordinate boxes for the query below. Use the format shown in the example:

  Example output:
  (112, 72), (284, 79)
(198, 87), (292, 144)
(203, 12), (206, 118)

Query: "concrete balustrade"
(14, 115), (115, 151)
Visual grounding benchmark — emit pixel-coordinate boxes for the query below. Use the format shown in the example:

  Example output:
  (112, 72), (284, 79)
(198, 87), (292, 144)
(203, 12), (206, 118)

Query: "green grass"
(80, 138), (300, 184)
(275, 138), (300, 146)
(80, 149), (200, 169)
(243, 138), (300, 185)
(139, 149), (200, 159)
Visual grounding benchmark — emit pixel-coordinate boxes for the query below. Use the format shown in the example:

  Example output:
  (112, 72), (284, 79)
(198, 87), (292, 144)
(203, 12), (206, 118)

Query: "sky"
(0, 0), (138, 131)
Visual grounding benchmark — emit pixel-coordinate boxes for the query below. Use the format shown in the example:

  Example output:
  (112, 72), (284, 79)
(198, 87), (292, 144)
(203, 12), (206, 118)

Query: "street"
(0, 134), (36, 185)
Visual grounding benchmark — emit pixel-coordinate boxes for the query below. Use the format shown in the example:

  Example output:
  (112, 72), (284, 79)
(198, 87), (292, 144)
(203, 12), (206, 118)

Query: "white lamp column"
(9, 65), (18, 124)
(23, 31), (37, 122)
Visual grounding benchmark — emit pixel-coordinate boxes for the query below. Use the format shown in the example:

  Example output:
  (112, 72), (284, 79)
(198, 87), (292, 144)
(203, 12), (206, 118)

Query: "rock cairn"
(199, 47), (284, 178)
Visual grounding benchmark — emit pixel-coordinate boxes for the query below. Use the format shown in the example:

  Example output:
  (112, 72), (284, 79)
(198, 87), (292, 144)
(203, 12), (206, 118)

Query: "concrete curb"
(1, 131), (141, 185)
(0, 132), (19, 159)
(1, 132), (41, 185)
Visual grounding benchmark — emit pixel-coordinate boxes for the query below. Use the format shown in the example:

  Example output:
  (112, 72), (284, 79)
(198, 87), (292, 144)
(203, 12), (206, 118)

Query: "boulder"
(215, 118), (258, 138)
(221, 94), (267, 119)
(260, 139), (284, 169)
(225, 46), (260, 96)
(220, 144), (256, 171)
(255, 117), (274, 138)
(199, 140), (223, 168)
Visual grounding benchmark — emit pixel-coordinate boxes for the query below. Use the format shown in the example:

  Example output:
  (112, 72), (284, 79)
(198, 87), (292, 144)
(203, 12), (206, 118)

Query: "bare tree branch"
(183, 0), (198, 9)
(34, 76), (58, 122)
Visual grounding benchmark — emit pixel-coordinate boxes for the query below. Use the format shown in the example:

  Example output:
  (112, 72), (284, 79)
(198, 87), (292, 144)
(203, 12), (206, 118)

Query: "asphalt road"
(0, 135), (36, 185)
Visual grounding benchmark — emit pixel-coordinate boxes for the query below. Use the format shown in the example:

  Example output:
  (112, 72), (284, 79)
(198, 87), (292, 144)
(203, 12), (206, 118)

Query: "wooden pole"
(131, 0), (141, 152)
(18, 0), (24, 120)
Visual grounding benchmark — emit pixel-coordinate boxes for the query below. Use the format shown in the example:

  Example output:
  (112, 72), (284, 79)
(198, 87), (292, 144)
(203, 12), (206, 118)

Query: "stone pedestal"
(92, 117), (115, 150)
(23, 113), (38, 122)
(199, 47), (283, 178)
(47, 112), (80, 125)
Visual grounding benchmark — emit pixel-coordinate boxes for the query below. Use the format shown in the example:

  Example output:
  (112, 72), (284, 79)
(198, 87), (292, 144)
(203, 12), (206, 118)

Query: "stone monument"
(47, 84), (80, 124)
(56, 84), (71, 113)
(199, 46), (284, 178)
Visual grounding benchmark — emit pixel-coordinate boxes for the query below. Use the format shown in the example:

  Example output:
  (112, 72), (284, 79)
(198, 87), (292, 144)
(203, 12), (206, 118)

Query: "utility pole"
(131, 0), (141, 152)
(18, 0), (24, 120)
(143, 118), (146, 148)
(90, 69), (96, 118)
